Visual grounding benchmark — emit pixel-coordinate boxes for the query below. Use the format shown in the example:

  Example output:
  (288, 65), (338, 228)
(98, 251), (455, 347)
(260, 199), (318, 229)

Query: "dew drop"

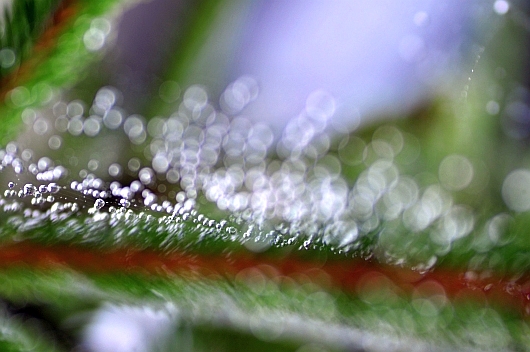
(120, 199), (131, 208)
(94, 198), (105, 210)
(23, 184), (35, 196)
(47, 183), (61, 194)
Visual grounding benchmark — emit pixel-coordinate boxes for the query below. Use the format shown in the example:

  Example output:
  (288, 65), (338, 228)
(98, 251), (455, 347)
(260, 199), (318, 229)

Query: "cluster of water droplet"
(0, 75), (518, 267)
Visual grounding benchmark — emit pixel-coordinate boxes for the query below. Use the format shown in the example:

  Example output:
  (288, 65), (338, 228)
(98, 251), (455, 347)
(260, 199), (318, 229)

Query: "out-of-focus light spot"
(128, 158), (141, 173)
(91, 18), (112, 36)
(0, 48), (16, 68)
(249, 308), (284, 341)
(423, 185), (452, 217)
(303, 291), (337, 320)
(159, 80), (181, 103)
(403, 202), (433, 232)
(373, 126), (404, 156)
(305, 90), (335, 122)
(147, 117), (166, 139)
(493, 0), (510, 15)
(183, 85), (208, 111)
(83, 18), (111, 52)
(371, 140), (394, 160)
(67, 116), (84, 136)
(108, 163), (122, 177)
(166, 169), (180, 183)
(93, 86), (118, 114)
(486, 100), (500, 115)
(84, 28), (107, 52)
(21, 149), (32, 162)
(236, 267), (270, 293)
(103, 109), (124, 129)
(413, 11), (429, 27)
(139, 167), (155, 185)
(502, 169), (530, 212)
(220, 76), (258, 115)
(123, 115), (146, 144)
(431, 205), (474, 245)
(438, 155), (474, 191)
(67, 100), (85, 117)
(357, 273), (398, 305)
(403, 185), (453, 233)
(88, 159), (99, 171)
(338, 136), (365, 166)
(249, 123), (274, 149)
(381, 177), (419, 220)
(38, 157), (53, 171)
(152, 154), (169, 173)
(315, 155), (341, 179)
(55, 116), (68, 132)
(331, 108), (360, 134)
(48, 135), (62, 150)
(460, 308), (510, 350)
(411, 280), (447, 318)
(33, 118), (49, 135)
(486, 213), (514, 246)
(9, 86), (31, 107)
(82, 304), (176, 352)
(413, 280), (446, 302)
(411, 297), (439, 317)
(84, 116), (102, 137)
(21, 108), (37, 126)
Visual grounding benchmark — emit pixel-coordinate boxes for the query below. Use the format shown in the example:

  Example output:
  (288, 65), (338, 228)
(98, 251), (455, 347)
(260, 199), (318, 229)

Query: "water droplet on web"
(0, 72), (496, 273)
(47, 183), (61, 194)
(23, 184), (35, 196)
(94, 199), (105, 210)
(120, 199), (131, 208)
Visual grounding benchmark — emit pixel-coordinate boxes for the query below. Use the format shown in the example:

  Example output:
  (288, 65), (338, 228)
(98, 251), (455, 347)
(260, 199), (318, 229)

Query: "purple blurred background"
(108, 0), (483, 134)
